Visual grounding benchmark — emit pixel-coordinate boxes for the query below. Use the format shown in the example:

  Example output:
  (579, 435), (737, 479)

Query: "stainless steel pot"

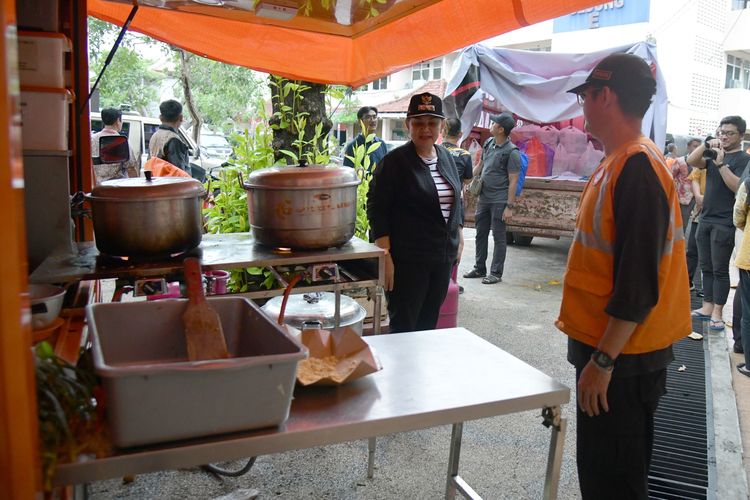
(242, 161), (360, 249)
(261, 292), (367, 335)
(86, 174), (205, 257)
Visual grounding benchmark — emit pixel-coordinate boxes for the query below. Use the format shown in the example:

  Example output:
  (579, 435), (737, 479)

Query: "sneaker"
(734, 343), (745, 354)
(463, 269), (486, 279)
(737, 363), (750, 378)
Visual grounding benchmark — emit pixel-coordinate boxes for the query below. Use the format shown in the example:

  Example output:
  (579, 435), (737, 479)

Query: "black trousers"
(575, 367), (667, 500)
(686, 219), (700, 286)
(696, 221), (735, 305)
(386, 258), (452, 333)
(473, 201), (507, 277)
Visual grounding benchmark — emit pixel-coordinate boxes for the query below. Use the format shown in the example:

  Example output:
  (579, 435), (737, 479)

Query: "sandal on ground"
(708, 319), (725, 331)
(690, 310), (711, 318)
(463, 269), (486, 279)
(737, 363), (750, 378)
(481, 275), (502, 284)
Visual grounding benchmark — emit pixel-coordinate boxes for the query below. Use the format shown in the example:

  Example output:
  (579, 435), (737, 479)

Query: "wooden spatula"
(182, 257), (229, 361)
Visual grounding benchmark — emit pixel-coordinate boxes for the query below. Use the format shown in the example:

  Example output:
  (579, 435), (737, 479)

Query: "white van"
(91, 111), (224, 180)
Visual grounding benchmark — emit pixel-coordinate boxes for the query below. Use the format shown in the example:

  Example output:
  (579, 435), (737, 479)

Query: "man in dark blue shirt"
(343, 106), (387, 174)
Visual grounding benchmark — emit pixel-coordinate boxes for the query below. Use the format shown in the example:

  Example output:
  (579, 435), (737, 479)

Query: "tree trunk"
(179, 49), (203, 146)
(268, 76), (332, 164)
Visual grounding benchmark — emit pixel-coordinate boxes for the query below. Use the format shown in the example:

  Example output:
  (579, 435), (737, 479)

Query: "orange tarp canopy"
(89, 0), (604, 88)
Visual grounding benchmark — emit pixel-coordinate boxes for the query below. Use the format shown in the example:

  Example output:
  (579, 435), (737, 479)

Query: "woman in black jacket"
(367, 93), (464, 333)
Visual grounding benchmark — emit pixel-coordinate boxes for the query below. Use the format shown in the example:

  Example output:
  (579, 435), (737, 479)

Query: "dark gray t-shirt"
(701, 150), (750, 226)
(478, 138), (521, 204)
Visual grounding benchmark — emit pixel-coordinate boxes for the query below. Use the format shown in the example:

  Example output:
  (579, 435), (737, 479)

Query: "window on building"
(732, 0), (749, 10)
(726, 54), (750, 89)
(371, 77), (388, 90)
(411, 59), (442, 82)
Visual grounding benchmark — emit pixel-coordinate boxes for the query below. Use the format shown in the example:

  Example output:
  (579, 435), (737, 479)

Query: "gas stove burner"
(96, 247), (203, 267)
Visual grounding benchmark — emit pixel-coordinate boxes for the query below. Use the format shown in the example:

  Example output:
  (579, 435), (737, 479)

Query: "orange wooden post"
(0, 1), (41, 499)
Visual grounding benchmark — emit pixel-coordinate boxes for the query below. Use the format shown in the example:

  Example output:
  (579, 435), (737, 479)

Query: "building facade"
(347, 0), (750, 145)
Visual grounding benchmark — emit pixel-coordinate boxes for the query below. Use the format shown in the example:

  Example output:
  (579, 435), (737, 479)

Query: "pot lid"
(245, 162), (360, 190)
(261, 292), (365, 329)
(89, 176), (205, 200)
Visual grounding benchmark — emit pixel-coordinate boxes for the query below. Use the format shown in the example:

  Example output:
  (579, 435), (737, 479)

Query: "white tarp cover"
(445, 42), (667, 149)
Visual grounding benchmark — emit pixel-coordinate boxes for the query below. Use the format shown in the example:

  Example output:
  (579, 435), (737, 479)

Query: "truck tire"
(514, 235), (534, 247)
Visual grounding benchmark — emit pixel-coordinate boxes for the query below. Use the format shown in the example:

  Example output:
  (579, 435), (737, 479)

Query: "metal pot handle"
(301, 320), (323, 331)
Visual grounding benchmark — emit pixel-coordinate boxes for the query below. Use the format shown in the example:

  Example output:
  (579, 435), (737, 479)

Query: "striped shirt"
(421, 155), (454, 223)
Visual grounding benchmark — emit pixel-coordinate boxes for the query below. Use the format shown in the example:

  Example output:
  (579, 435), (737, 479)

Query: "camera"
(703, 136), (718, 161)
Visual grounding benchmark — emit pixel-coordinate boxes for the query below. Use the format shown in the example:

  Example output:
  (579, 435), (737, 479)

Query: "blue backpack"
(516, 150), (529, 197)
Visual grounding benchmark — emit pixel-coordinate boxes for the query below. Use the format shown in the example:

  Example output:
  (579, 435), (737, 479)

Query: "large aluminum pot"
(242, 162), (360, 249)
(261, 292), (367, 335)
(86, 174), (205, 258)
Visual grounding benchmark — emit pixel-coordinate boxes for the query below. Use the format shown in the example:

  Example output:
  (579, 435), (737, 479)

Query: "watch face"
(593, 350), (615, 368)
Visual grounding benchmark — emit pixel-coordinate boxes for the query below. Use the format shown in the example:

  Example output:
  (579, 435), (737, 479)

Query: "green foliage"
(175, 53), (266, 130)
(203, 120), (283, 292)
(269, 76), (311, 134)
(35, 342), (97, 491)
(345, 129), (380, 239)
(87, 17), (160, 113)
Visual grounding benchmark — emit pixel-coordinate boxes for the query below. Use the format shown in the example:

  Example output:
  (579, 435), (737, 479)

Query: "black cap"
(567, 53), (656, 96)
(406, 92), (444, 118)
(489, 112), (516, 131)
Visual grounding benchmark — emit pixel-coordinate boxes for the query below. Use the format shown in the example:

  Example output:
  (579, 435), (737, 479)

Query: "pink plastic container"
(437, 265), (459, 329)
(204, 270), (230, 295)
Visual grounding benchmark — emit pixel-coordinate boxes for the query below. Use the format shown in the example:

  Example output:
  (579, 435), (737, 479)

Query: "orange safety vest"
(556, 136), (691, 354)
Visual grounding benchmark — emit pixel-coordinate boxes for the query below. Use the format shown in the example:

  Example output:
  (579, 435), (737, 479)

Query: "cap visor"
(407, 112), (445, 118)
(567, 82), (590, 94)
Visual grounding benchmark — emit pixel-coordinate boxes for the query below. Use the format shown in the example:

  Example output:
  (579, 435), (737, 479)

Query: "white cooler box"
(20, 87), (72, 151)
(18, 32), (70, 87)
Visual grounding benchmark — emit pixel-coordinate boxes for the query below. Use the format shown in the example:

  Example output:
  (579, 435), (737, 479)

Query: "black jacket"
(367, 141), (463, 263)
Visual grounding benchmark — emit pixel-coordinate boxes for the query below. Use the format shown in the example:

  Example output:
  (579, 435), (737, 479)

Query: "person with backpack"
(463, 112), (521, 284)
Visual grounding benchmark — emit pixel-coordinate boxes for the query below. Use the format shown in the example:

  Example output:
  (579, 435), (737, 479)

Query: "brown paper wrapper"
(290, 326), (382, 386)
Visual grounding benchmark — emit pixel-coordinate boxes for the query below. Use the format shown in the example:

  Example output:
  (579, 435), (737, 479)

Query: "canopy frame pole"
(80, 5), (139, 115)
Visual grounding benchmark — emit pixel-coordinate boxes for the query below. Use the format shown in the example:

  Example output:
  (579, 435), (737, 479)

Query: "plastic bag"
(510, 124), (541, 144)
(538, 125), (559, 148)
(551, 143), (577, 176)
(578, 141), (605, 176)
(467, 138), (482, 168)
(559, 126), (588, 156)
(525, 136), (548, 177)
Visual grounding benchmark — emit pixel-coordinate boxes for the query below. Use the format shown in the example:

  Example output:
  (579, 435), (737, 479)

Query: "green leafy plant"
(345, 124), (382, 240)
(35, 342), (99, 491)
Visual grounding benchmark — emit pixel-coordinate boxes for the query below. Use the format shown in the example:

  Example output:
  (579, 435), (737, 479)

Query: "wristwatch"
(590, 350), (615, 372)
(506, 202), (515, 209)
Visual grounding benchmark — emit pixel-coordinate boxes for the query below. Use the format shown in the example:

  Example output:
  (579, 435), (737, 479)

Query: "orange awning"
(89, 0), (604, 88)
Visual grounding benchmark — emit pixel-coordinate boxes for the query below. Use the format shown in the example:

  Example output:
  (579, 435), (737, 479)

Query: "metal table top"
(54, 328), (570, 486)
(30, 233), (383, 283)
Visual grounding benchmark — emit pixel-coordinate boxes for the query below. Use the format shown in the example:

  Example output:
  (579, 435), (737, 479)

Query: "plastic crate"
(87, 296), (307, 447)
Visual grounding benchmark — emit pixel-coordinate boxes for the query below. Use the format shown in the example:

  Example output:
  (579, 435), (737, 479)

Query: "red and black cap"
(567, 52), (656, 97)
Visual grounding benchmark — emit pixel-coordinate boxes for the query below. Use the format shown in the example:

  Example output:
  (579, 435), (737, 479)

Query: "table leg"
(367, 437), (376, 479)
(542, 405), (567, 500)
(445, 422), (482, 500)
(373, 286), (382, 334)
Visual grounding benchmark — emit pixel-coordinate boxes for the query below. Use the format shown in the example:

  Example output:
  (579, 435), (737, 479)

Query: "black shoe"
(734, 343), (744, 354)
(458, 285), (464, 294)
(463, 269), (486, 279)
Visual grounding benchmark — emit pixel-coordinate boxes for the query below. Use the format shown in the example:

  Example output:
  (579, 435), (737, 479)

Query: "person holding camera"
(687, 116), (750, 331)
